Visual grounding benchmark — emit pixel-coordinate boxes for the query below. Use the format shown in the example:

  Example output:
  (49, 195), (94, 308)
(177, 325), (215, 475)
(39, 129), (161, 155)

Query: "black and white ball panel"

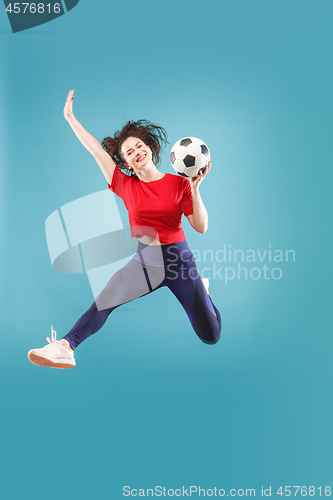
(180, 138), (192, 147)
(170, 137), (210, 178)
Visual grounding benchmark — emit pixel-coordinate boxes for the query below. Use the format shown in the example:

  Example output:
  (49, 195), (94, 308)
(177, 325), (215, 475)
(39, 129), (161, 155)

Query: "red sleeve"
(181, 179), (193, 216)
(108, 166), (127, 197)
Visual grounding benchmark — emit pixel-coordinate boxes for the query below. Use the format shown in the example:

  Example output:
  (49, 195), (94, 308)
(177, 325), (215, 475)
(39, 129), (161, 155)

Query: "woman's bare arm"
(63, 90), (116, 185)
(186, 161), (211, 233)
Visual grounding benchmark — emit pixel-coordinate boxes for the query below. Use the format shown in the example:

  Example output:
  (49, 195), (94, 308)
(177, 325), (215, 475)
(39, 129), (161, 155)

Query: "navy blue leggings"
(62, 240), (222, 350)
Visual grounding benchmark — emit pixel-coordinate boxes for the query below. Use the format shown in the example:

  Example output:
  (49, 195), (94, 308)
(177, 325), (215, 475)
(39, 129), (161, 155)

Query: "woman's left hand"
(189, 161), (211, 190)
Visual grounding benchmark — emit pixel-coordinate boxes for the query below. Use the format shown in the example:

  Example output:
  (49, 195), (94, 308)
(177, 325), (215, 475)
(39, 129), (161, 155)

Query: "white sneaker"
(28, 326), (76, 369)
(202, 277), (210, 294)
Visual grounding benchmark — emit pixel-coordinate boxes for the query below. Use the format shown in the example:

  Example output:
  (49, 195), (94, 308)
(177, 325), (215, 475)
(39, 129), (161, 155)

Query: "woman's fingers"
(67, 90), (74, 107)
(189, 160), (211, 188)
(201, 161), (211, 179)
(64, 90), (74, 119)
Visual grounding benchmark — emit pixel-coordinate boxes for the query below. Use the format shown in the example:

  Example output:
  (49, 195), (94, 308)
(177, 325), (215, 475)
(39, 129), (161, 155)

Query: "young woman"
(28, 90), (222, 369)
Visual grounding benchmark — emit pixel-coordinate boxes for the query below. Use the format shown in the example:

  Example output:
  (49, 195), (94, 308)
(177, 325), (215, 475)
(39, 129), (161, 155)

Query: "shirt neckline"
(137, 173), (166, 184)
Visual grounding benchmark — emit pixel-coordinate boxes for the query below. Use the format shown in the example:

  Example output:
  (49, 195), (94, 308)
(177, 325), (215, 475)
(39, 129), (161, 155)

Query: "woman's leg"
(28, 245), (165, 368)
(62, 245), (166, 350)
(61, 301), (115, 350)
(164, 245), (222, 344)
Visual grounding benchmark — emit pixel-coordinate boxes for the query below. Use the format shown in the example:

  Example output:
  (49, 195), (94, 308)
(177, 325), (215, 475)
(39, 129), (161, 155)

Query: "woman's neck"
(135, 165), (165, 183)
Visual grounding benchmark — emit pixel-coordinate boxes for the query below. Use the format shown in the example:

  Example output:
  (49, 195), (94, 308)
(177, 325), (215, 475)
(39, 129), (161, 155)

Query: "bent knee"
(200, 330), (221, 345)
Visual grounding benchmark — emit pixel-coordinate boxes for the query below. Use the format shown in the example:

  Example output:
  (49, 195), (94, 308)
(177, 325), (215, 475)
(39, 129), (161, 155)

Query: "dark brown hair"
(101, 119), (168, 176)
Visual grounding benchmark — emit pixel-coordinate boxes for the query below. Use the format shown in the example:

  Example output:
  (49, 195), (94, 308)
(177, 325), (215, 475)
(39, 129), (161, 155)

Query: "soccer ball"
(170, 137), (210, 178)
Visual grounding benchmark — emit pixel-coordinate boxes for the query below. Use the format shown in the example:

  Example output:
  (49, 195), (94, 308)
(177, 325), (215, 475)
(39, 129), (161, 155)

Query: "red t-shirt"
(108, 167), (193, 244)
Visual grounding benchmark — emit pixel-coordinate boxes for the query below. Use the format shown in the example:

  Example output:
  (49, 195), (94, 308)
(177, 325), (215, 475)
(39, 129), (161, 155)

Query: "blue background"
(0, 1), (332, 498)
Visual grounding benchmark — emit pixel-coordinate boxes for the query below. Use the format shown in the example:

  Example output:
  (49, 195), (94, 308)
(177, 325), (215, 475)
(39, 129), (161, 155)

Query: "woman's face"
(121, 136), (153, 173)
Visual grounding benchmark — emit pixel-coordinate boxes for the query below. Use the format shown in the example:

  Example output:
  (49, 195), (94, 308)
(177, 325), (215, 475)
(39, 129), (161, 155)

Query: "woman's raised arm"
(63, 90), (116, 185)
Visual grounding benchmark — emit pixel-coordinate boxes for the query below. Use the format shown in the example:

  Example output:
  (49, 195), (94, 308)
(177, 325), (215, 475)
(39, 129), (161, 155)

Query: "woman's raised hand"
(63, 90), (75, 122)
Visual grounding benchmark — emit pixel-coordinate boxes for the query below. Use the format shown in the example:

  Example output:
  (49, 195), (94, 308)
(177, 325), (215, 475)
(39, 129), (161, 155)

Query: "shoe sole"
(28, 351), (76, 369)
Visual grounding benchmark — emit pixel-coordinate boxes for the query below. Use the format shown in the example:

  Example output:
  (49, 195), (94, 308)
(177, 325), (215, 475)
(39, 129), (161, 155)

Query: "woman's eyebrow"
(126, 141), (141, 153)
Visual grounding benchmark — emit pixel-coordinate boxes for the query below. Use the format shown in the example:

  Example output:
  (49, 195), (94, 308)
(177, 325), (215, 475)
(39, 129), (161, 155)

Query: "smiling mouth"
(137, 153), (147, 163)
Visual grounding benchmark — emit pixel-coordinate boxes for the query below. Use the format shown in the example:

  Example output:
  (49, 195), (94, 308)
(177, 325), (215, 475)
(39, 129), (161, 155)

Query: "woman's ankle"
(60, 339), (73, 351)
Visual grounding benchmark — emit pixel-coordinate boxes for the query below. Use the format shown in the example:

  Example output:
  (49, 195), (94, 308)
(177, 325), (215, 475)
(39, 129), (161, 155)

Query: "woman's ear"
(123, 163), (131, 170)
